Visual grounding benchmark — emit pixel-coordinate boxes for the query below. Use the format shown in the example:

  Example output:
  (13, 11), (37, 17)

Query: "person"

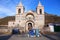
(35, 29), (40, 37)
(28, 29), (35, 37)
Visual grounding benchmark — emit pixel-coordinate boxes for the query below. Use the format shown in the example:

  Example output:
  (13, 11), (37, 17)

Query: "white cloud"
(0, 5), (15, 16)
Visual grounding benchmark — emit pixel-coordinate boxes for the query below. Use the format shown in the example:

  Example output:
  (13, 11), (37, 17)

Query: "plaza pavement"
(8, 34), (49, 40)
(0, 33), (60, 40)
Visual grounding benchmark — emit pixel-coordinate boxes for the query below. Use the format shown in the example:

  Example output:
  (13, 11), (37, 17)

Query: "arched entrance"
(25, 20), (35, 32)
(28, 23), (32, 30)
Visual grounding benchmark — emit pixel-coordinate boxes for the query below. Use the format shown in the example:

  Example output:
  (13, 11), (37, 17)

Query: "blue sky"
(0, 0), (60, 18)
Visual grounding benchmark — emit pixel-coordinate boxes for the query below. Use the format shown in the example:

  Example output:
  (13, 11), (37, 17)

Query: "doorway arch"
(25, 20), (35, 32)
(28, 23), (32, 30)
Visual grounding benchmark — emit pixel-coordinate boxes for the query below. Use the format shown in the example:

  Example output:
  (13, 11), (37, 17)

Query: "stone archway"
(25, 20), (35, 32)
(28, 23), (32, 30)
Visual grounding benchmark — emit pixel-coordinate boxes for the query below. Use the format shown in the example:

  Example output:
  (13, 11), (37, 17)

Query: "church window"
(18, 9), (21, 14)
(40, 9), (42, 14)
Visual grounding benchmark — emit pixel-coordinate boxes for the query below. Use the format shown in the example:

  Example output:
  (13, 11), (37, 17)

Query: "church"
(8, 1), (45, 32)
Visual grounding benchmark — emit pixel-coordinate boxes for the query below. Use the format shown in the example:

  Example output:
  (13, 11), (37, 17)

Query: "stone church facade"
(8, 1), (45, 32)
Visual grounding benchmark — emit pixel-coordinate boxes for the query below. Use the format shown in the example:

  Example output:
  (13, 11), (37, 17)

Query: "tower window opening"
(40, 9), (42, 14)
(18, 9), (21, 14)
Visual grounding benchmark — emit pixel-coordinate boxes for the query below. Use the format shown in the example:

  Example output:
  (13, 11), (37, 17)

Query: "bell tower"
(37, 1), (44, 14)
(16, 2), (24, 15)
(15, 1), (25, 24)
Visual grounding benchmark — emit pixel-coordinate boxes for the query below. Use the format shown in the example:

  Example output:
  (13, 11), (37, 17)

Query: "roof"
(17, 1), (23, 7)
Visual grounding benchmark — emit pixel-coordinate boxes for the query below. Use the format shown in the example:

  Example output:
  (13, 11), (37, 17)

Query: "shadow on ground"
(42, 33), (60, 40)
(0, 34), (13, 40)
(42, 34), (56, 40)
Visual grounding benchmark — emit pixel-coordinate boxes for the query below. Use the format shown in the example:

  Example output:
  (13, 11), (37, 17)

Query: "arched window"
(40, 9), (42, 14)
(18, 9), (21, 14)
(26, 13), (35, 20)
